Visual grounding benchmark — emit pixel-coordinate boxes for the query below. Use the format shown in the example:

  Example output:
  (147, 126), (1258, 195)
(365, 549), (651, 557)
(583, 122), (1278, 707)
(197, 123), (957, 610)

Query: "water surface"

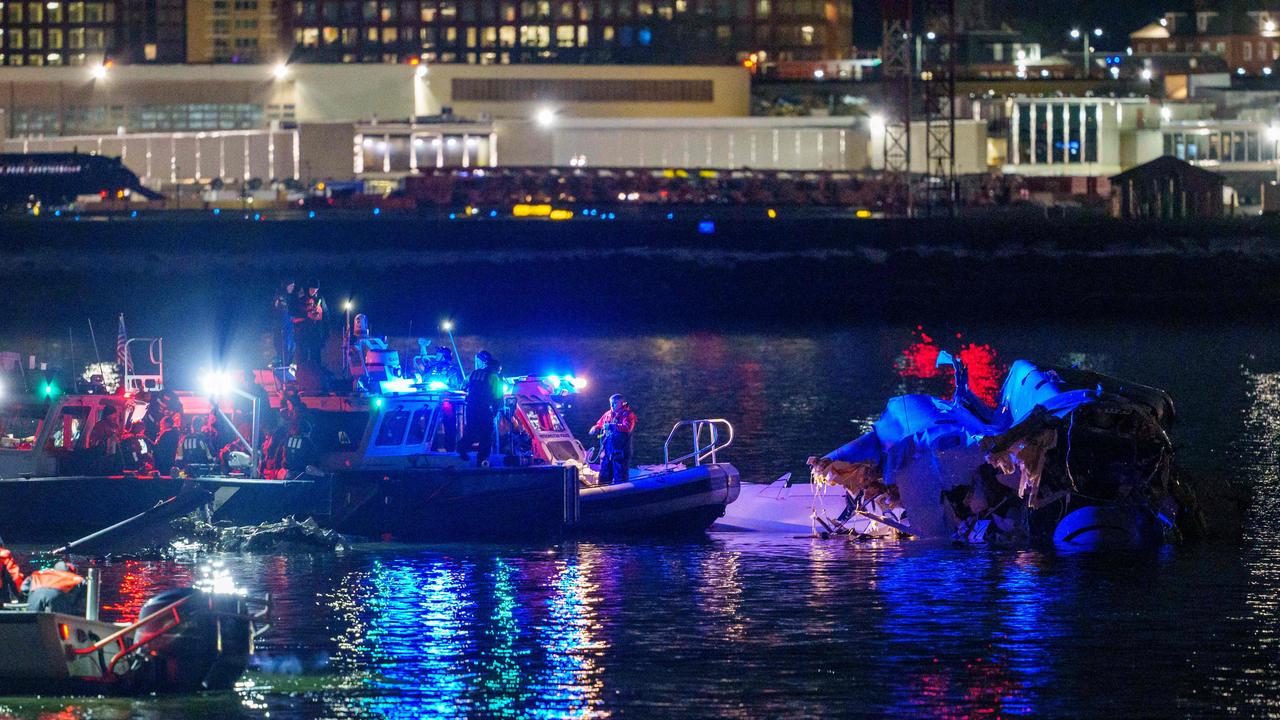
(2, 320), (1278, 719)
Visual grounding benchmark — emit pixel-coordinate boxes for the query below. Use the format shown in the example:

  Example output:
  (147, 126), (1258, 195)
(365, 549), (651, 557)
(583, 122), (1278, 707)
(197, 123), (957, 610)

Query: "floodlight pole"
(444, 323), (466, 379)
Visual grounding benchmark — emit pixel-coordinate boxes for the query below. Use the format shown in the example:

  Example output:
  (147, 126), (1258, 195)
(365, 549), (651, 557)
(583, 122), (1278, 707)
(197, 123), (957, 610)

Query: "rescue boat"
(0, 340), (740, 543)
(0, 567), (269, 694)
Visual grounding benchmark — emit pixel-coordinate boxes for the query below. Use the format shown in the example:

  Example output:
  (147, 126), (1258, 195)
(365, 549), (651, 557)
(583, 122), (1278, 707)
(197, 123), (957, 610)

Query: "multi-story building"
(280, 0), (852, 65)
(1130, 4), (1280, 77)
(187, 0), (280, 62)
(0, 0), (120, 66)
(0, 0), (183, 66)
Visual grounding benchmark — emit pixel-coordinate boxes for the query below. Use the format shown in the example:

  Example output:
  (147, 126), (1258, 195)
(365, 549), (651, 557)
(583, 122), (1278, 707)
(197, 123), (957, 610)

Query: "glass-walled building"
(1004, 97), (1162, 177)
(1163, 121), (1278, 169)
(281, 0), (852, 65)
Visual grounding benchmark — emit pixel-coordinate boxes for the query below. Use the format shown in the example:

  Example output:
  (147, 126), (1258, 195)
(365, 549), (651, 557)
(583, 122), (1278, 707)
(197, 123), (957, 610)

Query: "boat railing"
(663, 419), (734, 467)
(69, 591), (271, 676)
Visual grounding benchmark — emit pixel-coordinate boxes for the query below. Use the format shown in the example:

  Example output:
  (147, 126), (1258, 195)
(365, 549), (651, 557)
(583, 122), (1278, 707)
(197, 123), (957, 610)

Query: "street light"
(90, 63), (107, 80)
(534, 107), (556, 128)
(1070, 27), (1102, 77)
(272, 62), (289, 80)
(441, 319), (466, 378)
(342, 300), (353, 377)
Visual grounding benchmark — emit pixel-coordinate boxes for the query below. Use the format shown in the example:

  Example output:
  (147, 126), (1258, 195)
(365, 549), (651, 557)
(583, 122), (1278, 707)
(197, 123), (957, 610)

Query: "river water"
(2, 319), (1279, 718)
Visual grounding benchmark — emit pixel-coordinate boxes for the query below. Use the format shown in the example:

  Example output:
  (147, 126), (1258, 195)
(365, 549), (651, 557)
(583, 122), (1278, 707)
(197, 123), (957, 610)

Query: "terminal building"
(0, 63), (891, 188)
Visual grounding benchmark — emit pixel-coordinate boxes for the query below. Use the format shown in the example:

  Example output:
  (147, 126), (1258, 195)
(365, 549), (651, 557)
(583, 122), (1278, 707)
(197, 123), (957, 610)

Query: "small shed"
(1109, 155), (1225, 220)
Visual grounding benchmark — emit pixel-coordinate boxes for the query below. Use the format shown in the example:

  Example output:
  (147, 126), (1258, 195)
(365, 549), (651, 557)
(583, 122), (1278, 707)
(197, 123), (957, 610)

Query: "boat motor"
(129, 587), (260, 691)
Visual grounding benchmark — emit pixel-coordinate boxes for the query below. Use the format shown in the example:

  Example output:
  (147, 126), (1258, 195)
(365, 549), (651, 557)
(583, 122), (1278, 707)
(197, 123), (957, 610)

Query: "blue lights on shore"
(698, 220), (715, 234)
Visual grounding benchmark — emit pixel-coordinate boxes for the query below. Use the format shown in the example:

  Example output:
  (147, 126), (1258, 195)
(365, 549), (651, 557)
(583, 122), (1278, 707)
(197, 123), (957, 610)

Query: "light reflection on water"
(1, 323), (1279, 718)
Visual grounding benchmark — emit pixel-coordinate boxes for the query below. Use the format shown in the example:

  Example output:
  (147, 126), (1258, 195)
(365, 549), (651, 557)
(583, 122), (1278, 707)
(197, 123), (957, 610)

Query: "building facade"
(1130, 6), (1280, 77)
(186, 0), (281, 62)
(281, 0), (852, 65)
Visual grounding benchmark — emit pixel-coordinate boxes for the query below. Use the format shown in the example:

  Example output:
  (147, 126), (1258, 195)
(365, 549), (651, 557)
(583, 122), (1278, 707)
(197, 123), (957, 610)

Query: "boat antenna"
(86, 318), (102, 363)
(442, 319), (465, 378)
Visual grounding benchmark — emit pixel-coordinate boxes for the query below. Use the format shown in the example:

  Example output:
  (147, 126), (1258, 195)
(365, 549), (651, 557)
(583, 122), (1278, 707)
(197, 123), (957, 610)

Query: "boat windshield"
(521, 402), (566, 433)
(0, 403), (44, 451)
(46, 406), (89, 451)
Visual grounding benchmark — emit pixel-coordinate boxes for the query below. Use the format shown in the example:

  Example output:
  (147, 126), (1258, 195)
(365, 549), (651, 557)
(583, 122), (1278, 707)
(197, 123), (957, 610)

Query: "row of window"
(295, 21), (820, 48)
(1134, 39), (1280, 62)
(453, 77), (711, 101)
(292, 0), (824, 24)
(1012, 103), (1101, 165)
(10, 103), (264, 136)
(1165, 130), (1278, 163)
(0, 26), (107, 50)
(1, 1), (112, 24)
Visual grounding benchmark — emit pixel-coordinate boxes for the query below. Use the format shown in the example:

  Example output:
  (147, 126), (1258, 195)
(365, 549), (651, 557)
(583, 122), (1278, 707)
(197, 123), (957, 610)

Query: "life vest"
(0, 548), (23, 592)
(180, 434), (213, 464)
(23, 568), (84, 594)
(284, 435), (315, 470)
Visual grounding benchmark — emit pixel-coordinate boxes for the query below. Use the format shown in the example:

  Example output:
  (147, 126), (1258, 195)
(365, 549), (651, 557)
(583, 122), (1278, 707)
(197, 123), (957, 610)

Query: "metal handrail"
(663, 418), (734, 467)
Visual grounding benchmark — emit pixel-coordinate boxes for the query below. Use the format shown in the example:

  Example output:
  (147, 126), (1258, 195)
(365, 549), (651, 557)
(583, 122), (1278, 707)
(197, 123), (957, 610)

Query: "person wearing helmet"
(457, 350), (504, 467)
(590, 393), (637, 485)
(21, 560), (85, 614)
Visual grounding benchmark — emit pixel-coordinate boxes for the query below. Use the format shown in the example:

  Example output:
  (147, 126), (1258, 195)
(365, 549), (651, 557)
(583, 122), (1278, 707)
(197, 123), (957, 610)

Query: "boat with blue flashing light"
(718, 355), (1189, 551)
(0, 336), (740, 544)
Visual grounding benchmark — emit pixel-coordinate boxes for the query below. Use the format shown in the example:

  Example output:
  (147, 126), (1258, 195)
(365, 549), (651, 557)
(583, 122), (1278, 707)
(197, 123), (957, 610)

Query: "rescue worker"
(590, 393), (637, 485)
(283, 419), (319, 476)
(0, 546), (24, 603)
(274, 279), (298, 366)
(21, 560), (85, 614)
(152, 415), (181, 476)
(119, 421), (152, 472)
(87, 404), (122, 473)
(178, 416), (215, 472)
(457, 350), (504, 466)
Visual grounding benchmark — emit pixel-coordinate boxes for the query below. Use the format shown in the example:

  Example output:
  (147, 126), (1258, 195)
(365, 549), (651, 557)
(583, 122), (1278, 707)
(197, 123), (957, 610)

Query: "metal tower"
(921, 0), (957, 216)
(880, 0), (913, 216)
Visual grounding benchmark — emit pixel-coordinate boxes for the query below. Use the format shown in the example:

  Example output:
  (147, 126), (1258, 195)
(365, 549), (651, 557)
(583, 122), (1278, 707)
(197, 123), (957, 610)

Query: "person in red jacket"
(0, 547), (23, 602)
(590, 394), (637, 485)
(22, 560), (86, 614)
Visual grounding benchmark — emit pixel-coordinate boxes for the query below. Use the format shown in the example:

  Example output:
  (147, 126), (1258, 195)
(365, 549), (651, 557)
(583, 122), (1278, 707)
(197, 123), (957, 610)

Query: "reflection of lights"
(896, 327), (1002, 404)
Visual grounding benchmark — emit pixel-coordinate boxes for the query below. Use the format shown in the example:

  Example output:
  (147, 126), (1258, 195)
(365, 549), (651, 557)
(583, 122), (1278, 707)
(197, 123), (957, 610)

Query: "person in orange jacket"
(590, 393), (637, 485)
(0, 547), (23, 602)
(22, 560), (86, 614)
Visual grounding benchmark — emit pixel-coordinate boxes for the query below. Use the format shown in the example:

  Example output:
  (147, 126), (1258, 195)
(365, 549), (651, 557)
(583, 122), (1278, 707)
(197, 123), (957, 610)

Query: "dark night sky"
(852, 0), (1184, 52)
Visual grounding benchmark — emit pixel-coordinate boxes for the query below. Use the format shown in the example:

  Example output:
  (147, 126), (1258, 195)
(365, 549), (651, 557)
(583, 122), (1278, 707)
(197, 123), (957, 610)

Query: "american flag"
(116, 313), (131, 372)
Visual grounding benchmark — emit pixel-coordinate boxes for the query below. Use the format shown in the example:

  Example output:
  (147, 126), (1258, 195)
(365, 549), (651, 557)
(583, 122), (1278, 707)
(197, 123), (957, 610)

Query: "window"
(1244, 42), (1253, 61)
(69, 27), (83, 48)
(68, 1), (82, 20)
(498, 24), (514, 46)
(46, 2), (61, 21)
(26, 2), (41, 22)
(439, 0), (454, 18)
(27, 29), (41, 49)
(47, 406), (88, 450)
(362, 0), (376, 19)
(521, 403), (565, 432)
(48, 28), (61, 49)
(555, 24), (573, 46)
(0, 405), (44, 451)
(375, 407), (411, 446)
(452, 77), (714, 101)
(420, 1), (435, 21)
(84, 1), (102, 21)
(405, 406), (434, 445)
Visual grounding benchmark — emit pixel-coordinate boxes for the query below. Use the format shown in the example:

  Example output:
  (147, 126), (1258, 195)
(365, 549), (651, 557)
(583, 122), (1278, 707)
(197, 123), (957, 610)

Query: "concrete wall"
(0, 64), (748, 138)
(415, 64), (750, 120)
(868, 120), (990, 174)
